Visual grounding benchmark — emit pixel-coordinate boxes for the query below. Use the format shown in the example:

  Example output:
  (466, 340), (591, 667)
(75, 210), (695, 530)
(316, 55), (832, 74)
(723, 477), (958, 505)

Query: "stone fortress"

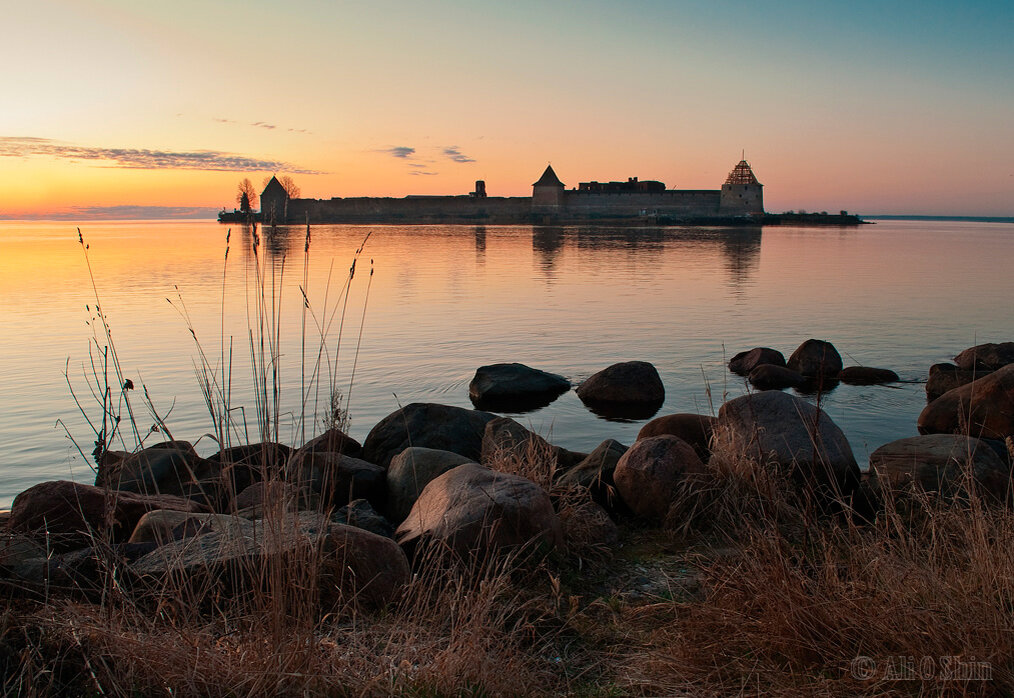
(248, 159), (764, 225)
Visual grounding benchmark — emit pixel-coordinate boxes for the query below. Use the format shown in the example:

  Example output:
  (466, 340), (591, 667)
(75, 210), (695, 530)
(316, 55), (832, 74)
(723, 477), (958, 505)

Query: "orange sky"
(1, 0), (1012, 218)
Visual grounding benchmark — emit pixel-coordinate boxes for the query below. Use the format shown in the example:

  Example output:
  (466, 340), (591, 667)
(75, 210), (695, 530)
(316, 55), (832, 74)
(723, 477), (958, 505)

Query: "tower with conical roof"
(719, 160), (764, 215)
(261, 175), (289, 222)
(532, 165), (565, 213)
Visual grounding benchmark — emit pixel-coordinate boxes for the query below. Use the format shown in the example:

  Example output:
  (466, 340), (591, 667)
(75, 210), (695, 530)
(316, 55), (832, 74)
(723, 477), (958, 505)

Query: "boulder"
(131, 511), (409, 608)
(954, 342), (1014, 372)
(748, 364), (806, 391)
(468, 363), (570, 411)
(926, 364), (984, 401)
(127, 510), (249, 545)
(286, 452), (385, 509)
(395, 463), (561, 557)
(613, 435), (706, 522)
(332, 499), (395, 539)
(231, 480), (302, 514)
(95, 443), (220, 501)
(869, 435), (1011, 501)
(295, 428), (363, 460)
(787, 339), (843, 378)
(480, 417), (581, 473)
(728, 347), (786, 376)
(576, 361), (665, 419)
(362, 403), (497, 468)
(838, 366), (899, 385)
(715, 391), (860, 495)
(918, 364), (1014, 440)
(636, 413), (715, 462)
(386, 447), (475, 525)
(556, 439), (628, 509)
(0, 534), (49, 587)
(209, 441), (291, 495)
(8, 480), (209, 550)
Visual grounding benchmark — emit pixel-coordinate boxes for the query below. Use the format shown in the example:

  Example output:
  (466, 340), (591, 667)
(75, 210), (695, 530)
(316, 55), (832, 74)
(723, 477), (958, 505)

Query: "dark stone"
(636, 413), (716, 462)
(728, 347), (786, 376)
(869, 434), (1012, 501)
(386, 447), (475, 525)
(8, 480), (209, 551)
(231, 480), (302, 513)
(918, 364), (1014, 439)
(556, 439), (628, 510)
(296, 429), (363, 460)
(332, 499), (394, 539)
(716, 391), (860, 497)
(786, 339), (843, 378)
(559, 501), (618, 549)
(95, 444), (220, 500)
(613, 435), (706, 522)
(926, 368), (985, 402)
(576, 361), (665, 409)
(838, 366), (899, 385)
(395, 463), (561, 557)
(954, 342), (1014, 372)
(362, 403), (498, 468)
(748, 364), (806, 390)
(468, 363), (570, 412)
(286, 452), (386, 509)
(480, 416), (581, 472)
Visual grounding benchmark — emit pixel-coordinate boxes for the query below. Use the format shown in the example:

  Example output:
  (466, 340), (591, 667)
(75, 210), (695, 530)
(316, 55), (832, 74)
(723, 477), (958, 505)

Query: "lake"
(1, 219), (1012, 507)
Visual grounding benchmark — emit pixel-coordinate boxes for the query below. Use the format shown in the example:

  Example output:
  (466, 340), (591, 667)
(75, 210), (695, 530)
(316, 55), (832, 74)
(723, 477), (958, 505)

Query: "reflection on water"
(0, 220), (1013, 506)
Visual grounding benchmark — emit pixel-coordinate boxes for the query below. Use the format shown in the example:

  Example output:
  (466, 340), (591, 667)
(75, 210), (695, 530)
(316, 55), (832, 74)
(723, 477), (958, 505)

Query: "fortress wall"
(286, 196), (530, 222)
(562, 190), (721, 216)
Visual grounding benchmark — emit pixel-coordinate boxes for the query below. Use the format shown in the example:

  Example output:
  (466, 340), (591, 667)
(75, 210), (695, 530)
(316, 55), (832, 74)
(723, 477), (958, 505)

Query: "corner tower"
(719, 160), (764, 215)
(532, 165), (565, 213)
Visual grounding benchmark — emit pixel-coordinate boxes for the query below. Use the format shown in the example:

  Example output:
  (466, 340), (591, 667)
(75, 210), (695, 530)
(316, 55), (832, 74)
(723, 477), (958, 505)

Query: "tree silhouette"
(237, 178), (258, 211)
(279, 175), (300, 199)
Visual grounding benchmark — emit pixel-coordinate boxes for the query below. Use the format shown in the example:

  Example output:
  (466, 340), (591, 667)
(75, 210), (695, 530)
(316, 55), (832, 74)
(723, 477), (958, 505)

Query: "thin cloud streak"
(0, 137), (323, 173)
(443, 146), (475, 163)
(0, 205), (221, 220)
(379, 146), (416, 159)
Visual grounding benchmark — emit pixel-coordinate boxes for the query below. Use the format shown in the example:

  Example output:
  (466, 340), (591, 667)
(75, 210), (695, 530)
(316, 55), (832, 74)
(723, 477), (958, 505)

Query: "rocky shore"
(2, 339), (1012, 694)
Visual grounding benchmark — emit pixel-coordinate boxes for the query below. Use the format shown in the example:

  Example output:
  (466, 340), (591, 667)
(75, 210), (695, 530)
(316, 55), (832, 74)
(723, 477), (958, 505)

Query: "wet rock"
(636, 413), (715, 462)
(576, 361), (665, 419)
(468, 363), (570, 412)
(286, 452), (385, 509)
(926, 364), (985, 401)
(362, 403), (497, 468)
(613, 435), (706, 522)
(869, 434), (1011, 501)
(787, 339), (843, 378)
(748, 364), (806, 390)
(954, 342), (1014, 372)
(838, 366), (899, 385)
(728, 347), (786, 376)
(556, 439), (628, 510)
(395, 463), (561, 557)
(715, 390), (860, 496)
(386, 447), (474, 525)
(918, 364), (1014, 439)
(8, 480), (209, 551)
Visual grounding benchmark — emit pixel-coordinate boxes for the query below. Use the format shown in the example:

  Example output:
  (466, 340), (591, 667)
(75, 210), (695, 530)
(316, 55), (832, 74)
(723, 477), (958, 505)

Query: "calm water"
(1, 219), (1012, 507)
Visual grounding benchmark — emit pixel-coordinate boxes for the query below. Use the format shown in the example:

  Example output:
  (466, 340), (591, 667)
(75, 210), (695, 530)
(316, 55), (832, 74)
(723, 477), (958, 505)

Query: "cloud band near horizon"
(0, 137), (323, 174)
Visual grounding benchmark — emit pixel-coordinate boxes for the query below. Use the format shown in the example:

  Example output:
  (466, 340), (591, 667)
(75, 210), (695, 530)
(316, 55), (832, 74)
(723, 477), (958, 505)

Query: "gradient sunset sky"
(2, 0), (1011, 218)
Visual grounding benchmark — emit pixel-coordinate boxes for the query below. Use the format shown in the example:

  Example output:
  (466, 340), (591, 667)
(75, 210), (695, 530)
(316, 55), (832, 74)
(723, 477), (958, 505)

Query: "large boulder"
(131, 512), (409, 608)
(954, 342), (1014, 372)
(95, 442), (221, 504)
(556, 439), (628, 510)
(576, 361), (665, 419)
(926, 364), (985, 402)
(838, 366), (899, 385)
(787, 339), (843, 379)
(869, 435), (1012, 501)
(362, 403), (497, 468)
(209, 442), (292, 497)
(748, 364), (806, 391)
(295, 428), (363, 460)
(918, 364), (1014, 440)
(728, 347), (786, 376)
(332, 499), (395, 539)
(715, 391), (860, 495)
(395, 463), (561, 557)
(613, 435), (706, 522)
(8, 480), (209, 551)
(468, 363), (570, 411)
(127, 510), (249, 545)
(480, 417), (582, 472)
(285, 452), (385, 509)
(386, 447), (475, 525)
(636, 413), (715, 462)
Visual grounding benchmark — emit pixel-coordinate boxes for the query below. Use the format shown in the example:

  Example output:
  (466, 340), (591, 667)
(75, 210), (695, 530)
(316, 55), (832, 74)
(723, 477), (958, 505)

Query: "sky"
(1, 0), (1011, 218)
